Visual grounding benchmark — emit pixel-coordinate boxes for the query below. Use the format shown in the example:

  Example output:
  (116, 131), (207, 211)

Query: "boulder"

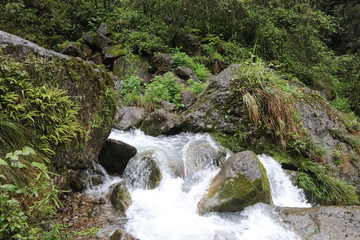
(174, 66), (199, 82)
(114, 106), (146, 130)
(123, 151), (162, 189)
(181, 65), (242, 133)
(69, 170), (89, 192)
(110, 182), (132, 215)
(172, 32), (201, 55)
(0, 31), (116, 190)
(82, 31), (113, 50)
(183, 139), (227, 178)
(102, 44), (127, 65)
(60, 42), (85, 59)
(197, 151), (271, 214)
(110, 229), (139, 240)
(140, 109), (181, 136)
(160, 101), (176, 112)
(151, 53), (173, 74)
(98, 139), (137, 175)
(277, 206), (360, 240)
(113, 55), (152, 82)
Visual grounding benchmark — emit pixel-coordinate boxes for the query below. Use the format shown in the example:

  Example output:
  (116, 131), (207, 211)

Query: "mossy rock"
(110, 182), (132, 215)
(102, 44), (127, 60)
(197, 150), (272, 214)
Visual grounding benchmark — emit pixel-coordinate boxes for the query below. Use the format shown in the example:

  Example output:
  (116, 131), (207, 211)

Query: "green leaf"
(2, 184), (17, 192)
(6, 152), (19, 161)
(22, 146), (36, 156)
(0, 158), (9, 166)
(31, 162), (46, 170)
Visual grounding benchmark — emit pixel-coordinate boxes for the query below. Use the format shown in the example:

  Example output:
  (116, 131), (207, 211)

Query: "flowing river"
(87, 129), (311, 240)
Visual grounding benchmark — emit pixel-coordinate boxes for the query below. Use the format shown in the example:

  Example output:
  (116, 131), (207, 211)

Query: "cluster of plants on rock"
(120, 71), (207, 111)
(0, 55), (82, 155)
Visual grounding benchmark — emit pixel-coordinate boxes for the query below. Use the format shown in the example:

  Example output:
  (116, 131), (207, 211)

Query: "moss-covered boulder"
(98, 139), (137, 175)
(0, 30), (116, 190)
(114, 106), (146, 131)
(123, 151), (162, 189)
(113, 55), (151, 82)
(110, 182), (132, 215)
(197, 151), (271, 214)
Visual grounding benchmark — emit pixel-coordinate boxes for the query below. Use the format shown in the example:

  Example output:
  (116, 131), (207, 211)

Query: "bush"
(172, 52), (211, 81)
(0, 147), (63, 239)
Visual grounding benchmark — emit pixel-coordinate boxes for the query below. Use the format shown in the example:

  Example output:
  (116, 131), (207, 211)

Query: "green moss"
(103, 44), (128, 58)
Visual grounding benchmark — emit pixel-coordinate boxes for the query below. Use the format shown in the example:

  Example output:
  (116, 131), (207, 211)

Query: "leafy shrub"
(0, 147), (63, 239)
(298, 160), (358, 205)
(145, 72), (184, 107)
(172, 52), (211, 81)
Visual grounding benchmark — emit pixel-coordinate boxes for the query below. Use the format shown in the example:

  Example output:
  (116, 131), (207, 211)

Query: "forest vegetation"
(0, 0), (359, 239)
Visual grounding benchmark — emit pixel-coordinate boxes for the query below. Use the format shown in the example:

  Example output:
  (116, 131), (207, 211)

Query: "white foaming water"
(102, 130), (308, 240)
(258, 154), (311, 208)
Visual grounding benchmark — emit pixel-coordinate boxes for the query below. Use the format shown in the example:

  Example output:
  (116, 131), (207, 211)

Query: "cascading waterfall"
(90, 130), (311, 240)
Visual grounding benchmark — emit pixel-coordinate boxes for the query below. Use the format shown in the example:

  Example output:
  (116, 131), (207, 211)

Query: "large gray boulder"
(98, 139), (137, 175)
(181, 64), (241, 133)
(110, 182), (132, 216)
(197, 151), (271, 214)
(277, 206), (360, 240)
(123, 151), (162, 189)
(114, 106), (146, 130)
(140, 109), (181, 136)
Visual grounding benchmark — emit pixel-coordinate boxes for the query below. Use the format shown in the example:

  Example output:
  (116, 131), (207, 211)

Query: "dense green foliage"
(1, 0), (359, 237)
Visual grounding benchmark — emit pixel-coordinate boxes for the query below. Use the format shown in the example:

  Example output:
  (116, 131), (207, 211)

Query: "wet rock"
(110, 182), (132, 215)
(98, 139), (137, 175)
(123, 151), (162, 189)
(172, 32), (201, 55)
(184, 139), (227, 178)
(277, 206), (360, 240)
(110, 229), (139, 240)
(151, 53), (173, 74)
(197, 151), (271, 214)
(114, 106), (146, 130)
(91, 175), (104, 186)
(174, 66), (199, 82)
(69, 170), (89, 192)
(60, 42), (85, 59)
(140, 109), (181, 136)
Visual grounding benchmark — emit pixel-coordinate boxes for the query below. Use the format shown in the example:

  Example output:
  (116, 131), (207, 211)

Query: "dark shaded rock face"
(123, 151), (162, 189)
(140, 109), (182, 136)
(110, 229), (139, 240)
(277, 206), (360, 240)
(172, 33), (201, 55)
(174, 66), (199, 82)
(0, 31), (116, 190)
(197, 151), (271, 214)
(98, 139), (137, 175)
(151, 53), (173, 74)
(114, 106), (146, 131)
(110, 182), (132, 216)
(83, 31), (113, 50)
